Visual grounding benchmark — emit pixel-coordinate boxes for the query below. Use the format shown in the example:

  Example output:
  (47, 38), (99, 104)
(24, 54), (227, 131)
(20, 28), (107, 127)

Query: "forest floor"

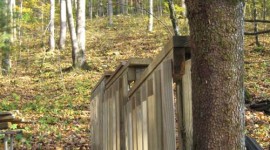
(0, 15), (269, 149)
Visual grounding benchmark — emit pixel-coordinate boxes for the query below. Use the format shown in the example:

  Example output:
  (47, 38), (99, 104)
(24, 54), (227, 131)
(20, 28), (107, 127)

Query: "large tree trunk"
(59, 0), (67, 50)
(185, 1), (245, 149)
(49, 0), (55, 51)
(148, 0), (153, 31)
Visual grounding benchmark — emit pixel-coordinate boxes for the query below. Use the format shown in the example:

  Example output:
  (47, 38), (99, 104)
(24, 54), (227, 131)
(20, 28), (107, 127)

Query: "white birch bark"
(67, 0), (86, 68)
(108, 0), (113, 25)
(59, 0), (67, 50)
(49, 0), (55, 51)
(1, 0), (11, 75)
(77, 0), (86, 60)
(148, 0), (153, 32)
(88, 0), (93, 20)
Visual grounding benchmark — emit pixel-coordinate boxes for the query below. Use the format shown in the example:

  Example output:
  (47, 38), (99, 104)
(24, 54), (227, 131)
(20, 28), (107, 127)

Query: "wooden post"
(172, 36), (192, 150)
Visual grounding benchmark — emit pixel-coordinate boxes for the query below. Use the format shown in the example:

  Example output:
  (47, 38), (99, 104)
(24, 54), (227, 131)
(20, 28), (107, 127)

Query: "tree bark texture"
(49, 0), (55, 51)
(59, 0), (67, 50)
(185, 1), (245, 149)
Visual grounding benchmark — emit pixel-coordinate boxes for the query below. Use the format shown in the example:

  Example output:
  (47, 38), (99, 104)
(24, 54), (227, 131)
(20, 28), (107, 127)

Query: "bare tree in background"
(49, 0), (55, 51)
(148, 0), (153, 31)
(59, 0), (67, 50)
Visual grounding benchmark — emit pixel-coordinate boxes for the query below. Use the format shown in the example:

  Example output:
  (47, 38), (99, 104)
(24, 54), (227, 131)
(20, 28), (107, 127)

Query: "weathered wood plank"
(136, 91), (143, 150)
(161, 59), (176, 150)
(129, 36), (190, 98)
(182, 60), (193, 150)
(141, 83), (148, 150)
(0, 122), (12, 130)
(132, 96), (138, 150)
(127, 100), (133, 150)
(106, 58), (151, 90)
(0, 112), (13, 116)
(147, 77), (158, 150)
(91, 72), (112, 99)
(154, 69), (164, 150)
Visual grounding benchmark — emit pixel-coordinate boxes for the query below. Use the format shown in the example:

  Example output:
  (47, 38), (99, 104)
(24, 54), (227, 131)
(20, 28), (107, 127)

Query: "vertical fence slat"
(154, 69), (164, 150)
(132, 96), (138, 150)
(136, 91), (143, 150)
(141, 83), (148, 150)
(128, 100), (133, 150)
(147, 77), (158, 150)
(182, 60), (193, 150)
(162, 58), (177, 150)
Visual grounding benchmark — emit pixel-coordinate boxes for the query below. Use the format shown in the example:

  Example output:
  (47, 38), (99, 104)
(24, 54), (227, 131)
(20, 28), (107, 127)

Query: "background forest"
(0, 0), (270, 149)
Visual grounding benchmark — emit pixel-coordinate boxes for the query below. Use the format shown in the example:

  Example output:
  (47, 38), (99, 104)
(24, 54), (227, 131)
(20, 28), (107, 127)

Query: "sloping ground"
(0, 15), (269, 149)
(244, 35), (270, 149)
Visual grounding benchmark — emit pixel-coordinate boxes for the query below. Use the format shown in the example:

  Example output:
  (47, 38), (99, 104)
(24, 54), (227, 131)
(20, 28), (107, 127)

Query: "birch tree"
(76, 0), (86, 66)
(168, 0), (180, 36)
(108, 0), (113, 25)
(67, 0), (86, 68)
(49, 0), (55, 51)
(88, 0), (93, 19)
(148, 0), (153, 31)
(59, 0), (67, 50)
(186, 0), (245, 149)
(1, 0), (12, 75)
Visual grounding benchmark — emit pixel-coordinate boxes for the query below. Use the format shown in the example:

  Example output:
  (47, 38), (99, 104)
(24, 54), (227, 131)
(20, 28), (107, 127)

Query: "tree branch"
(244, 30), (270, 35)
(244, 19), (270, 23)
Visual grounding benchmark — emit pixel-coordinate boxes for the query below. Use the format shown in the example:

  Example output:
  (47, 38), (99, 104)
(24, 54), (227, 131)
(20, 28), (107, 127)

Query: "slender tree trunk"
(98, 0), (104, 16)
(1, 0), (12, 75)
(124, 0), (128, 14)
(108, 0), (113, 25)
(120, 0), (124, 14)
(59, 0), (67, 50)
(148, 0), (153, 31)
(88, 0), (93, 19)
(49, 0), (55, 51)
(263, 0), (266, 20)
(76, 0), (86, 63)
(159, 0), (163, 16)
(167, 0), (180, 36)
(252, 0), (260, 46)
(18, 0), (23, 46)
(181, 0), (186, 17)
(11, 0), (16, 42)
(66, 0), (80, 67)
(73, 0), (77, 10)
(186, 0), (245, 149)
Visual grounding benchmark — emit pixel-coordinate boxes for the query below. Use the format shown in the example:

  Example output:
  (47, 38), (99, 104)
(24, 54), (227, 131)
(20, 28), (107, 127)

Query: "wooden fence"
(90, 36), (192, 150)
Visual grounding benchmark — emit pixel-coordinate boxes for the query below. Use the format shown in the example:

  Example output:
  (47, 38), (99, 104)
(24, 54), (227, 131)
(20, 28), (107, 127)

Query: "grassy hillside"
(0, 15), (269, 149)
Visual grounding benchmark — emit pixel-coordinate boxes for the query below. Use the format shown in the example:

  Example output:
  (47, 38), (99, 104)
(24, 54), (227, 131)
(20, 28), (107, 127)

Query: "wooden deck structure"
(90, 36), (192, 150)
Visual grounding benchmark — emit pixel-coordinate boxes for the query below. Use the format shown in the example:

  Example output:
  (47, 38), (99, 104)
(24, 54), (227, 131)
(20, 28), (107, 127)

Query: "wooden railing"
(90, 36), (192, 150)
